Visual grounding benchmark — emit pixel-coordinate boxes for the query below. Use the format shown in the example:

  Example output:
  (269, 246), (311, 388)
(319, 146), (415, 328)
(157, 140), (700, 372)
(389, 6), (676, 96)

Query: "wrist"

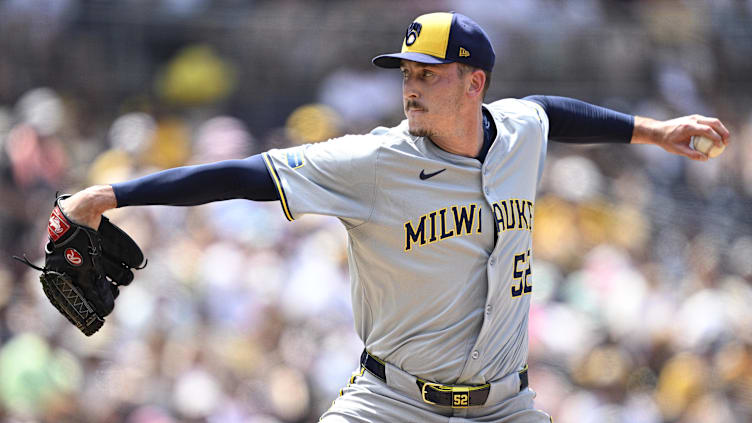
(630, 116), (662, 145)
(60, 185), (117, 229)
(89, 185), (118, 214)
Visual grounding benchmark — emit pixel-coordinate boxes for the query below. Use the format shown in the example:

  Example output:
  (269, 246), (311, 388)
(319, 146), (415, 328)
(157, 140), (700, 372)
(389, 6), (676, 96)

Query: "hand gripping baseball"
(14, 195), (146, 335)
(632, 114), (730, 161)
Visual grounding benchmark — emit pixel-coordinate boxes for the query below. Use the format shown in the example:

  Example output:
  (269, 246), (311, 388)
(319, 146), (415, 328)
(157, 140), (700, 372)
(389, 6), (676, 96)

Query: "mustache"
(405, 100), (427, 112)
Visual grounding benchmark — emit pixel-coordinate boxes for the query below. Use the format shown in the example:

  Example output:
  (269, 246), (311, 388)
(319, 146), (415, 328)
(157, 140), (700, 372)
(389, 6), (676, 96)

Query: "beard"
(408, 126), (435, 138)
(405, 100), (435, 138)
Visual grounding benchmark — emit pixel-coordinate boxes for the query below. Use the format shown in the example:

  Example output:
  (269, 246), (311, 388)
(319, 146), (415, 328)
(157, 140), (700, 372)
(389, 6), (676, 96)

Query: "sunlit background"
(1, 1), (751, 422)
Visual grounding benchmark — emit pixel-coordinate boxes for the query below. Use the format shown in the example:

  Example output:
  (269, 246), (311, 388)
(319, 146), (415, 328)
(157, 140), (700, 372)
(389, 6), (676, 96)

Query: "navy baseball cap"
(372, 12), (495, 72)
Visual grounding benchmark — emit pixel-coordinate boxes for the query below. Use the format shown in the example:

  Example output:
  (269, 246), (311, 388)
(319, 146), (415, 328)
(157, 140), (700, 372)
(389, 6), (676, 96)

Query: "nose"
(403, 75), (419, 100)
(402, 86), (420, 108)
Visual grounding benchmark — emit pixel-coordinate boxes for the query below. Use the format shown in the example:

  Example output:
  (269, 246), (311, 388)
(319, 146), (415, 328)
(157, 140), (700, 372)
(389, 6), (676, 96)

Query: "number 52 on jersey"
(511, 249), (532, 298)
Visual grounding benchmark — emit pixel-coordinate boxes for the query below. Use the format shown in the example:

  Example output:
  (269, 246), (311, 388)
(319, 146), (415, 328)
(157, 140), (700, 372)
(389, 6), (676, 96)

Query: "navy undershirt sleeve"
(112, 154), (279, 207)
(523, 95), (634, 144)
(476, 107), (495, 163)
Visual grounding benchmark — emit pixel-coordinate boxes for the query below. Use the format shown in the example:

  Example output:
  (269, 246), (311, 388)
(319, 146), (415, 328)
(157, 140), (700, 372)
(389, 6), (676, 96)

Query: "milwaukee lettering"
(403, 199), (534, 252)
(491, 198), (534, 233)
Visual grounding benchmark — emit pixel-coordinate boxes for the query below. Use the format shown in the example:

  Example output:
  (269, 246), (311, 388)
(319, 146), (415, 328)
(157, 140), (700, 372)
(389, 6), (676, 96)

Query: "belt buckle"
(420, 381), (442, 405)
(421, 382), (471, 408)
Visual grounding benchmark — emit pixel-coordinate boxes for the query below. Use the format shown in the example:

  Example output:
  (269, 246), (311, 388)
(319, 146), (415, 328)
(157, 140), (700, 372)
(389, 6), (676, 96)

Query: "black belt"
(360, 349), (528, 408)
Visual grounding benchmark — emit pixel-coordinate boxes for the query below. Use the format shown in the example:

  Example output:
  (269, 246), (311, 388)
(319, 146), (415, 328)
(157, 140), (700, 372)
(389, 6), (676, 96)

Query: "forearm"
(524, 95), (634, 144)
(61, 154), (279, 228)
(112, 154), (278, 207)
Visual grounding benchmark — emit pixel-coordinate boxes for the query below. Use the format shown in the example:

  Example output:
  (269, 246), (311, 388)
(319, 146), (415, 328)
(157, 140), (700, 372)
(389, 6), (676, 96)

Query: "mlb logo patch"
(286, 149), (305, 169)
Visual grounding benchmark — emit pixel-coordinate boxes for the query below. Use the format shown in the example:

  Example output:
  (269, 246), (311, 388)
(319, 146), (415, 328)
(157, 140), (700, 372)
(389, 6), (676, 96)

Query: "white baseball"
(690, 135), (725, 158)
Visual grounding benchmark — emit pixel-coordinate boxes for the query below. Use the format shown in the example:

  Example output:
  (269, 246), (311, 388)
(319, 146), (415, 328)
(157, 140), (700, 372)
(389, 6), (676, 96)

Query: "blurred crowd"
(1, 0), (751, 422)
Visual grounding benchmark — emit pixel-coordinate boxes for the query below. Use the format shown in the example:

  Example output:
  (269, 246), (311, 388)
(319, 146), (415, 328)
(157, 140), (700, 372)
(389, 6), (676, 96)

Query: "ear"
(467, 69), (486, 99)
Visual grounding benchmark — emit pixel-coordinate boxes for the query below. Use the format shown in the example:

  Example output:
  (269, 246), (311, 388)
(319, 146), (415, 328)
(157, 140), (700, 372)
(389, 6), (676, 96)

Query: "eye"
(400, 69), (409, 79)
(422, 70), (434, 78)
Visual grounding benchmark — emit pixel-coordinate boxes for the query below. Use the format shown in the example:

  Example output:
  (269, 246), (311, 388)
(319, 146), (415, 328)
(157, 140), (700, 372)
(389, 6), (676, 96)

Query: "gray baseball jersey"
(263, 98), (549, 386)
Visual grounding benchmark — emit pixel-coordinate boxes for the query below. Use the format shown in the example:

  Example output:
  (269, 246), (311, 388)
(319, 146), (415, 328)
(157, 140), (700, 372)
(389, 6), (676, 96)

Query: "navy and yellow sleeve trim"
(262, 152), (295, 221)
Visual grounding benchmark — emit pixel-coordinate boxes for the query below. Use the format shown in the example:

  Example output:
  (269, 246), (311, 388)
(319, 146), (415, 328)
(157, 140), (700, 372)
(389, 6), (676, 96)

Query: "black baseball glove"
(15, 195), (146, 336)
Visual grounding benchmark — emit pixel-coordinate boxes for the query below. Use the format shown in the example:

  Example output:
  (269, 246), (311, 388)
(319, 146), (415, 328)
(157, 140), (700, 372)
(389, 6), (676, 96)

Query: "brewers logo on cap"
(372, 12), (495, 72)
(405, 22), (422, 46)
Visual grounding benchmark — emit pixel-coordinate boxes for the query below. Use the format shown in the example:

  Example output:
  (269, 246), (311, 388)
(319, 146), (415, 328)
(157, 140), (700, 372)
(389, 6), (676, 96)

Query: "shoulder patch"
(285, 147), (306, 169)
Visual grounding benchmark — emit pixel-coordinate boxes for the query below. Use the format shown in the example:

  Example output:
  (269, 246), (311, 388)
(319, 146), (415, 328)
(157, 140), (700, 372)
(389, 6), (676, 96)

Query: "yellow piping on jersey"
(262, 152), (294, 221)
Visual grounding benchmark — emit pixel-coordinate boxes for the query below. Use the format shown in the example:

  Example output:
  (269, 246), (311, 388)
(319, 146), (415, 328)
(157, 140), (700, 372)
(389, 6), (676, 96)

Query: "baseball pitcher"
(29, 11), (729, 423)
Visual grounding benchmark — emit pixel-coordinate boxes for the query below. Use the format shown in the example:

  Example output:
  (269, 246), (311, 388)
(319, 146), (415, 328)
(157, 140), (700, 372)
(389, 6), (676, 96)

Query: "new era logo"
(459, 47), (470, 57)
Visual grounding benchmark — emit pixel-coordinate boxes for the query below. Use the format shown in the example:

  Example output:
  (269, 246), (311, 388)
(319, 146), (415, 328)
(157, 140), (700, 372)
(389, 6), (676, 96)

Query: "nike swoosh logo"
(419, 168), (446, 180)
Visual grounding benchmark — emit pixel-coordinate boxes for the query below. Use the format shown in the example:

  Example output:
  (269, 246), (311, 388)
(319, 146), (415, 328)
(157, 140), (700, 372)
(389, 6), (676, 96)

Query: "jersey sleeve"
(262, 134), (379, 225)
(486, 98), (550, 142)
(517, 99), (550, 186)
(486, 98), (550, 185)
(519, 98), (550, 142)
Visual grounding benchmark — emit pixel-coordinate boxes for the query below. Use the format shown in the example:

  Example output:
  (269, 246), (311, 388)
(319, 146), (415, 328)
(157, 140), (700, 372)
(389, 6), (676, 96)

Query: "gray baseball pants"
(320, 358), (553, 423)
